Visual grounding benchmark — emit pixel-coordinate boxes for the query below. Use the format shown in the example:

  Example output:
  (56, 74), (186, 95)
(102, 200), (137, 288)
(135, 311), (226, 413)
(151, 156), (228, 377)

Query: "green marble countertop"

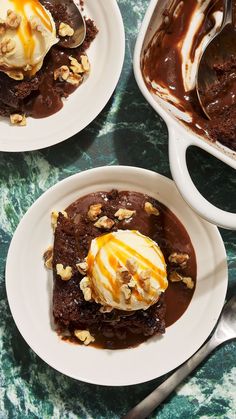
(0, 1), (236, 418)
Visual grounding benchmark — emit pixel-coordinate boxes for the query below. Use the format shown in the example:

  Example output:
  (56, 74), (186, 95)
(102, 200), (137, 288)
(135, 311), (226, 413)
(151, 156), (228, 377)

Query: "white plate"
(0, 1), (125, 152)
(6, 166), (228, 386)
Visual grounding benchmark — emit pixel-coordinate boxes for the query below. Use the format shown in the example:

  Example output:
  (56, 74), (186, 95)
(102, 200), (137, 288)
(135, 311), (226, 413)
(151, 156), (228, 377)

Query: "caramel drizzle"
(9, 0), (53, 63)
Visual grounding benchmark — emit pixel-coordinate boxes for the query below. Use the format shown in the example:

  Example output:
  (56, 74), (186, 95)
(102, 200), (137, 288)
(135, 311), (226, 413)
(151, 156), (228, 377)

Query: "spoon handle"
(223, 0), (233, 26)
(122, 336), (220, 419)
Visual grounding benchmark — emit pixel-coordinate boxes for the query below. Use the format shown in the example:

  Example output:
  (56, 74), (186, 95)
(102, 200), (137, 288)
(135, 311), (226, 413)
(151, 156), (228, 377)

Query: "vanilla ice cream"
(81, 230), (168, 311)
(0, 0), (58, 80)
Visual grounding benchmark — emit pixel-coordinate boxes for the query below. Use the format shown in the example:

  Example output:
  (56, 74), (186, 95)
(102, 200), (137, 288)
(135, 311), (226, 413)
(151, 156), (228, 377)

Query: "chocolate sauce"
(53, 190), (197, 349)
(142, 0), (236, 151)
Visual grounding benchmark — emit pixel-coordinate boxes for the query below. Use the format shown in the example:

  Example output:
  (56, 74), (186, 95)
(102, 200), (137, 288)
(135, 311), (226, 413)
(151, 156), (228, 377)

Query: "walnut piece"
(139, 270), (151, 291)
(116, 267), (132, 284)
(169, 271), (194, 289)
(126, 257), (138, 274)
(30, 16), (44, 32)
(94, 216), (115, 230)
(56, 264), (72, 281)
(76, 261), (88, 275)
(87, 203), (102, 221)
(168, 252), (189, 268)
(59, 22), (74, 37)
(74, 330), (95, 345)
(81, 55), (90, 72)
(80, 276), (92, 301)
(144, 202), (160, 216)
(43, 246), (53, 269)
(0, 19), (6, 35)
(67, 73), (82, 86)
(121, 284), (131, 300)
(10, 114), (26, 126)
(69, 56), (84, 74)
(51, 210), (68, 231)
(114, 208), (136, 221)
(54, 65), (70, 81)
(0, 38), (16, 56)
(182, 277), (194, 289)
(6, 10), (21, 29)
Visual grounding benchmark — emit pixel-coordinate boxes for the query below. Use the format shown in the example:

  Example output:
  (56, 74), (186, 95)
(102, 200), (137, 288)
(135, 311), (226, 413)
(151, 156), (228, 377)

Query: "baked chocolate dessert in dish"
(44, 190), (197, 349)
(0, 0), (98, 125)
(142, 0), (236, 152)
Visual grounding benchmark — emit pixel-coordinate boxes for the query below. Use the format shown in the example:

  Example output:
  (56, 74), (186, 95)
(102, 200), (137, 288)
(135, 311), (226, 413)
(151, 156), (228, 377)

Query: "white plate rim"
(5, 166), (228, 386)
(0, 0), (125, 152)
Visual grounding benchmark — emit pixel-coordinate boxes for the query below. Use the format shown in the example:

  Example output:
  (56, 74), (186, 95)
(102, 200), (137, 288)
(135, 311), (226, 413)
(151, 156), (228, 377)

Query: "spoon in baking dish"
(122, 295), (236, 419)
(196, 0), (236, 119)
(51, 0), (86, 48)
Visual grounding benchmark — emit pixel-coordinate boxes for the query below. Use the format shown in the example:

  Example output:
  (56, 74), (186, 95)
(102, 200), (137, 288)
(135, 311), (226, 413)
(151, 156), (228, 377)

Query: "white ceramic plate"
(0, 1), (125, 152)
(6, 166), (228, 386)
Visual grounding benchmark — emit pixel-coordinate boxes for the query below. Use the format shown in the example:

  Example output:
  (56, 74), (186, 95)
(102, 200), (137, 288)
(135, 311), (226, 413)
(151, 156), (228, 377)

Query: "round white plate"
(0, 1), (125, 152)
(6, 166), (228, 386)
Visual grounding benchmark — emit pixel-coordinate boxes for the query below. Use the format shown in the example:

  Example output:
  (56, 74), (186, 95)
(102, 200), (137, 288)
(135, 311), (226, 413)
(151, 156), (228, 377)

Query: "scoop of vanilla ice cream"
(0, 0), (58, 80)
(83, 230), (168, 311)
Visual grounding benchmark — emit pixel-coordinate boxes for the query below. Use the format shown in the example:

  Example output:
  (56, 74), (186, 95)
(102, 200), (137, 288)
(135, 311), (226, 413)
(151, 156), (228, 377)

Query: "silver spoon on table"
(122, 295), (236, 419)
(196, 0), (236, 118)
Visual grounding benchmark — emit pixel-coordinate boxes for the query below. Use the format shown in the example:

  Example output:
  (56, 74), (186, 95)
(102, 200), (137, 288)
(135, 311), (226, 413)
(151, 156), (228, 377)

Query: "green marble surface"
(0, 1), (236, 418)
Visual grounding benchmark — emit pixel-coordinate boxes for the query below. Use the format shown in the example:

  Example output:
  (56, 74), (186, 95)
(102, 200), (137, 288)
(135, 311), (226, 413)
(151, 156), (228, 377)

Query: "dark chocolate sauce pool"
(57, 191), (197, 349)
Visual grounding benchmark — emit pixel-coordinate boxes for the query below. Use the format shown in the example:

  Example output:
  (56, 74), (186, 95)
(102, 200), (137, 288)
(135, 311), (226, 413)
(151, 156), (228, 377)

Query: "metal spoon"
(196, 0), (236, 119)
(49, 0), (86, 48)
(122, 295), (236, 419)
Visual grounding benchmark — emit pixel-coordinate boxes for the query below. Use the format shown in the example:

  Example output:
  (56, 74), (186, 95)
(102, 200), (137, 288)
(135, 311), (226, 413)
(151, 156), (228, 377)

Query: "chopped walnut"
(99, 306), (113, 313)
(6, 10), (21, 29)
(182, 277), (194, 289)
(10, 114), (26, 126)
(139, 270), (151, 291)
(51, 210), (68, 231)
(69, 56), (84, 74)
(169, 271), (182, 282)
(54, 65), (70, 81)
(121, 284), (131, 300)
(114, 208), (136, 221)
(87, 203), (102, 221)
(43, 246), (53, 269)
(0, 38), (16, 56)
(56, 264), (72, 281)
(67, 73), (82, 86)
(30, 16), (44, 32)
(0, 19), (6, 35)
(80, 276), (92, 301)
(168, 252), (189, 268)
(74, 329), (95, 345)
(126, 257), (138, 274)
(116, 267), (132, 284)
(94, 216), (115, 230)
(128, 278), (136, 288)
(59, 22), (74, 37)
(81, 55), (90, 72)
(144, 202), (160, 216)
(76, 261), (88, 275)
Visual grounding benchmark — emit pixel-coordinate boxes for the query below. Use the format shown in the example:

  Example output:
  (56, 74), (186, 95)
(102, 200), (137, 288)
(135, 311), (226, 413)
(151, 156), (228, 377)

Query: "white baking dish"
(133, 0), (236, 229)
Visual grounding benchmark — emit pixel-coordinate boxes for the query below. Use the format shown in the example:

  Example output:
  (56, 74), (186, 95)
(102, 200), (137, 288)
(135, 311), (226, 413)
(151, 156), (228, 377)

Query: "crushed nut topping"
(66, 73), (82, 86)
(121, 284), (132, 300)
(80, 276), (92, 301)
(6, 10), (21, 29)
(30, 16), (44, 32)
(74, 329), (95, 345)
(43, 246), (53, 269)
(56, 264), (72, 281)
(59, 22), (74, 37)
(128, 278), (136, 288)
(139, 270), (151, 291)
(10, 114), (26, 126)
(99, 306), (113, 313)
(0, 38), (16, 56)
(144, 202), (160, 216)
(81, 55), (90, 72)
(94, 216), (115, 230)
(54, 65), (70, 82)
(182, 277), (194, 289)
(69, 56), (84, 74)
(116, 267), (132, 284)
(169, 271), (194, 289)
(114, 208), (136, 221)
(51, 210), (68, 231)
(87, 203), (102, 221)
(126, 257), (138, 274)
(76, 261), (88, 275)
(168, 252), (189, 268)
(0, 19), (6, 35)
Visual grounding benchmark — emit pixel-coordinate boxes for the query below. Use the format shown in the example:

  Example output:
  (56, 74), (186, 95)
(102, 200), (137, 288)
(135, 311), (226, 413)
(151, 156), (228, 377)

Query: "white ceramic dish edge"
(133, 0), (236, 230)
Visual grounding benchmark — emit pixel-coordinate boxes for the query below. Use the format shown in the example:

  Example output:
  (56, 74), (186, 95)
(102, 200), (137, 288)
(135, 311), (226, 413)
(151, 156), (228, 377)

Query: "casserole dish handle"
(169, 128), (236, 229)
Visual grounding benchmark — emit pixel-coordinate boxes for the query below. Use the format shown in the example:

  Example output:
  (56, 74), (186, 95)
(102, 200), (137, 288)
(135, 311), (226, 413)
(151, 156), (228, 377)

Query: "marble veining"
(0, 0), (235, 418)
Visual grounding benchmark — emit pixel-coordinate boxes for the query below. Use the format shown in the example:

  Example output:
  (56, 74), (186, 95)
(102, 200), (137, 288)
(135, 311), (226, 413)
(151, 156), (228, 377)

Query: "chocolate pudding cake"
(0, 0), (98, 124)
(44, 190), (197, 350)
(142, 0), (236, 151)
